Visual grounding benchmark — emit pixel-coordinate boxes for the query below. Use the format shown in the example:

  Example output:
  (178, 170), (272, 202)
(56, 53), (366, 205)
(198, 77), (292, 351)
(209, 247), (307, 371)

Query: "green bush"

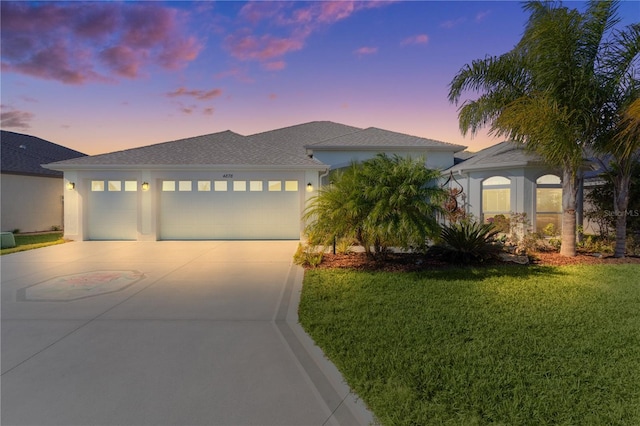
(429, 221), (503, 263)
(293, 243), (323, 268)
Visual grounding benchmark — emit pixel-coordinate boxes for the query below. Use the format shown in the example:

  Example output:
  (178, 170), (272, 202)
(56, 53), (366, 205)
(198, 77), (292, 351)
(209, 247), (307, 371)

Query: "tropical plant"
(304, 154), (445, 258)
(448, 0), (638, 257)
(429, 220), (502, 264)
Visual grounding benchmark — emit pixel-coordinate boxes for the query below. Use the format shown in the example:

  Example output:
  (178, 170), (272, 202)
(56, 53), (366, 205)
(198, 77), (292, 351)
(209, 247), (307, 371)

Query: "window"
(250, 180), (263, 191)
(233, 181), (246, 192)
(268, 181), (282, 192)
(198, 181), (211, 192)
(162, 181), (176, 191)
(91, 181), (104, 192)
(214, 181), (227, 192)
(124, 181), (137, 192)
(179, 181), (192, 191)
(536, 174), (562, 233)
(108, 181), (122, 191)
(285, 181), (298, 192)
(482, 176), (511, 223)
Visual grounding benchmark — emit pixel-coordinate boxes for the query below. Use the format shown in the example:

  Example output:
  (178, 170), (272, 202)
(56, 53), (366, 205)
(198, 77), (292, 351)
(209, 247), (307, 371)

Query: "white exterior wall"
(452, 166), (561, 232)
(1, 173), (64, 233)
(312, 150), (456, 171)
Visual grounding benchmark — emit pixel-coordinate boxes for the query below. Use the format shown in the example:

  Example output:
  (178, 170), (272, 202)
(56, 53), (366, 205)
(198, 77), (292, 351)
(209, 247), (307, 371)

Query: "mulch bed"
(315, 251), (640, 272)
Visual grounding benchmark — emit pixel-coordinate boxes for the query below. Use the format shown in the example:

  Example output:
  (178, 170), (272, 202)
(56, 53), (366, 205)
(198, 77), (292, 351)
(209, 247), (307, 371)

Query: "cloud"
(0, 2), (202, 84)
(476, 10), (491, 22)
(203, 107), (215, 116)
(226, 1), (396, 71)
(354, 46), (378, 57)
(214, 67), (255, 83)
(167, 87), (223, 101)
(268, 93), (278, 100)
(1, 105), (34, 129)
(440, 17), (466, 29)
(401, 34), (429, 46)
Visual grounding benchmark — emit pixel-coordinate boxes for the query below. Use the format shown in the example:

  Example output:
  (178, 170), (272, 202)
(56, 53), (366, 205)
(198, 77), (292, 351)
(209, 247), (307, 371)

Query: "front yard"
(0, 232), (65, 255)
(299, 265), (640, 425)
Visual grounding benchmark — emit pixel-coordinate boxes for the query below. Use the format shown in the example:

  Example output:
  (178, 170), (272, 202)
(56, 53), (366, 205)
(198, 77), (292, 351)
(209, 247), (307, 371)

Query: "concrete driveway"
(1, 241), (372, 426)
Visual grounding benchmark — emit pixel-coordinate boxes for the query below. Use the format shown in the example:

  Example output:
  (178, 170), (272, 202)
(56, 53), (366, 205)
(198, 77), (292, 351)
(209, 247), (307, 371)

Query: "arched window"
(482, 176), (511, 224)
(536, 174), (562, 233)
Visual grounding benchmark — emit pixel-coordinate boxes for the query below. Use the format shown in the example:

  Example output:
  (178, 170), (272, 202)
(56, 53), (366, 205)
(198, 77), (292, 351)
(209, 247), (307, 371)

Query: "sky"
(1, 1), (638, 155)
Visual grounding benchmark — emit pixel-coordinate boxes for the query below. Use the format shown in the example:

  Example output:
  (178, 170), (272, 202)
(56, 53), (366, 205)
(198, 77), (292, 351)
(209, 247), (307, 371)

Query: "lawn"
(299, 265), (640, 425)
(0, 232), (65, 255)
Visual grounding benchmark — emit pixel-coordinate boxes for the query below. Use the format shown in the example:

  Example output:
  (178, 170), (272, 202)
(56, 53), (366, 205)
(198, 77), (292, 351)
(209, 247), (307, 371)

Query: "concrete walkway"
(1, 241), (373, 426)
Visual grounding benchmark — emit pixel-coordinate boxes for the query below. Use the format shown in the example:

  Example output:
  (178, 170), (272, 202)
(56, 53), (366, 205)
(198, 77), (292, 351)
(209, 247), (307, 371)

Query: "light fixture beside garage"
(306, 182), (313, 192)
(141, 182), (150, 191)
(66, 182), (75, 190)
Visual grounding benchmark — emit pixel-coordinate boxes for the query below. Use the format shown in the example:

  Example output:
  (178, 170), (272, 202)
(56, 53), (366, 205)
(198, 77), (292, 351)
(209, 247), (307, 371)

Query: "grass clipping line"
(299, 265), (640, 425)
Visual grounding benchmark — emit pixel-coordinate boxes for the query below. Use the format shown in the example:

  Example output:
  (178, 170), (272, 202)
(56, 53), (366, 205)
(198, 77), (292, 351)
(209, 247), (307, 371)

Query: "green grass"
(299, 265), (640, 425)
(1, 232), (65, 255)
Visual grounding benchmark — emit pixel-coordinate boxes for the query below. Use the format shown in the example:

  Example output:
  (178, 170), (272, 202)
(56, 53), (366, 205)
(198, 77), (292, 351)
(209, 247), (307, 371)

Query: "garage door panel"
(159, 178), (300, 240)
(88, 190), (137, 240)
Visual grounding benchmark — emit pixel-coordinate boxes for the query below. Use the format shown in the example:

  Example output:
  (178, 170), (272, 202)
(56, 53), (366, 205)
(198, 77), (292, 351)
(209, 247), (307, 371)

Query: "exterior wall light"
(306, 182), (313, 192)
(141, 182), (150, 191)
(67, 182), (75, 190)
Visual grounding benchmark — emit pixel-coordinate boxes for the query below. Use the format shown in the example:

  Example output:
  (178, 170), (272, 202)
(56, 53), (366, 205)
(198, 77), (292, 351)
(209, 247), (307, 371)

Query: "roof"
(44, 121), (466, 171)
(1, 130), (86, 177)
(307, 127), (467, 152)
(45, 130), (325, 169)
(447, 141), (545, 173)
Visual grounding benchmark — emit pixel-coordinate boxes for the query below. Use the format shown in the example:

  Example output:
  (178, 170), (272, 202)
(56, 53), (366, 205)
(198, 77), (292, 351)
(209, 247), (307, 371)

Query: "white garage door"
(87, 180), (138, 240)
(159, 178), (301, 240)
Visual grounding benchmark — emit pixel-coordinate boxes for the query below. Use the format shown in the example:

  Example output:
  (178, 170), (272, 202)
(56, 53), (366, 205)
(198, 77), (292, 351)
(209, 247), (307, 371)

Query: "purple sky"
(1, 1), (638, 155)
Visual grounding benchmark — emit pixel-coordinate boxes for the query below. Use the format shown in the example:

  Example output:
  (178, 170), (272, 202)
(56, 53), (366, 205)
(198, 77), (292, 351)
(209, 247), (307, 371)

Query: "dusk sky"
(1, 1), (638, 155)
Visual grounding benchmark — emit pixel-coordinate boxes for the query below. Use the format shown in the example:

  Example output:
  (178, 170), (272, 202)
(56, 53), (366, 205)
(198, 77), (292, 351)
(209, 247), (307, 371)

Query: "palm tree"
(448, 1), (634, 257)
(303, 154), (445, 257)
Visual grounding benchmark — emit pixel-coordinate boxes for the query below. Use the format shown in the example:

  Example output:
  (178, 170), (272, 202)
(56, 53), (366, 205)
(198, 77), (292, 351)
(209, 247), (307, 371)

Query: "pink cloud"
(203, 107), (215, 116)
(401, 34), (429, 46)
(268, 93), (278, 100)
(264, 61), (286, 71)
(214, 67), (255, 83)
(239, 2), (287, 24)
(354, 46), (378, 57)
(0, 2), (202, 84)
(441, 17), (466, 29)
(225, 32), (303, 62)
(167, 87), (223, 101)
(476, 10), (491, 22)
(1, 105), (34, 129)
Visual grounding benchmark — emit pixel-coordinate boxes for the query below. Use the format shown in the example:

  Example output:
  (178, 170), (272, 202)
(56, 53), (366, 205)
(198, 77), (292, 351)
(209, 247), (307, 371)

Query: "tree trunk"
(613, 171), (630, 258)
(560, 168), (580, 257)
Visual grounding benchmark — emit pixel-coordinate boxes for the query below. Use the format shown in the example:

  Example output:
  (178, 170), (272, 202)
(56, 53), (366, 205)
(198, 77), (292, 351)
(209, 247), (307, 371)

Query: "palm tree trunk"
(613, 171), (630, 258)
(560, 168), (580, 257)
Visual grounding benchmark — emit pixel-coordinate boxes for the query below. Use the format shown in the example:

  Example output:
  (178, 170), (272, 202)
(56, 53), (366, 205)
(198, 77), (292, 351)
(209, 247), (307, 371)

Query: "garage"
(158, 177), (301, 240)
(87, 180), (138, 240)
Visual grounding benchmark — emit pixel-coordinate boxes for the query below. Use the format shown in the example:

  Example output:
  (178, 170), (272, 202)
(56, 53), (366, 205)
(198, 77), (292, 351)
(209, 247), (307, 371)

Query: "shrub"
(429, 221), (503, 264)
(293, 243), (323, 268)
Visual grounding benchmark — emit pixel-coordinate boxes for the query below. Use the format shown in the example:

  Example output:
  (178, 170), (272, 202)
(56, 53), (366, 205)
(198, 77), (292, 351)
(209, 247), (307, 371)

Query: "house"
(43, 122), (465, 241)
(1, 131), (86, 233)
(44, 121), (573, 241)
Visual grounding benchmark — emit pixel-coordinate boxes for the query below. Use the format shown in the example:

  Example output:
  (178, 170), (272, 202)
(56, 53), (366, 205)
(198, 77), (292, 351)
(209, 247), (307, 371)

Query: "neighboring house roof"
(307, 127), (467, 152)
(1, 130), (86, 177)
(447, 141), (546, 173)
(45, 130), (327, 170)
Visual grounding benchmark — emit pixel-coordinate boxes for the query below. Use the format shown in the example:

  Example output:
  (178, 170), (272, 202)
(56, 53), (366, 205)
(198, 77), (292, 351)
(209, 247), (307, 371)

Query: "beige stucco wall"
(1, 173), (64, 232)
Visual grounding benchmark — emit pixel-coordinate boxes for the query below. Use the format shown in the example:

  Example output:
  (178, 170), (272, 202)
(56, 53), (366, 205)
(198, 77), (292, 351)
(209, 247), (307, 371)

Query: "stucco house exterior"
(44, 121), (569, 241)
(1, 131), (86, 233)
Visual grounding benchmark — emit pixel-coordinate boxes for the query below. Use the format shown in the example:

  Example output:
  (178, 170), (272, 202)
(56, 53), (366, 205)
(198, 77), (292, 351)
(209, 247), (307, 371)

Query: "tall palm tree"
(448, 0), (633, 257)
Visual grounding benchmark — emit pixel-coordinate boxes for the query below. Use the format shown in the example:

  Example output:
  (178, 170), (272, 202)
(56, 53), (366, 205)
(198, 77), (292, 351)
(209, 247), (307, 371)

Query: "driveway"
(1, 241), (372, 426)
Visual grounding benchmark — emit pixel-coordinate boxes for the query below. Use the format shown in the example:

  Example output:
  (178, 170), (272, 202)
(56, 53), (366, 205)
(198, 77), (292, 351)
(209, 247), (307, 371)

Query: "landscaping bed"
(315, 251), (640, 272)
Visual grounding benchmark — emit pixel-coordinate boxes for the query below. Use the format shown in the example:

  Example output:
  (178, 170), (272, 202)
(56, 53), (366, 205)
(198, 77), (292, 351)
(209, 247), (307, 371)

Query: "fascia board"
(306, 145), (467, 152)
(42, 163), (329, 172)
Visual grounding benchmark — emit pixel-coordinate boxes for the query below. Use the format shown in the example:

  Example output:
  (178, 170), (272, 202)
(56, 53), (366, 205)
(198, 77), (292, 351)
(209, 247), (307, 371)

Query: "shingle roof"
(247, 121), (363, 155)
(308, 127), (467, 151)
(447, 141), (544, 172)
(1, 130), (86, 177)
(45, 130), (324, 168)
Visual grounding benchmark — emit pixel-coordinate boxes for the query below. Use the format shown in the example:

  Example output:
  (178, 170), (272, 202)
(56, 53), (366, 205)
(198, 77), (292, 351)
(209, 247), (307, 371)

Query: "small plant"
(335, 237), (354, 255)
(542, 223), (557, 237)
(50, 225), (62, 231)
(11, 229), (20, 234)
(429, 220), (503, 264)
(293, 243), (324, 268)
